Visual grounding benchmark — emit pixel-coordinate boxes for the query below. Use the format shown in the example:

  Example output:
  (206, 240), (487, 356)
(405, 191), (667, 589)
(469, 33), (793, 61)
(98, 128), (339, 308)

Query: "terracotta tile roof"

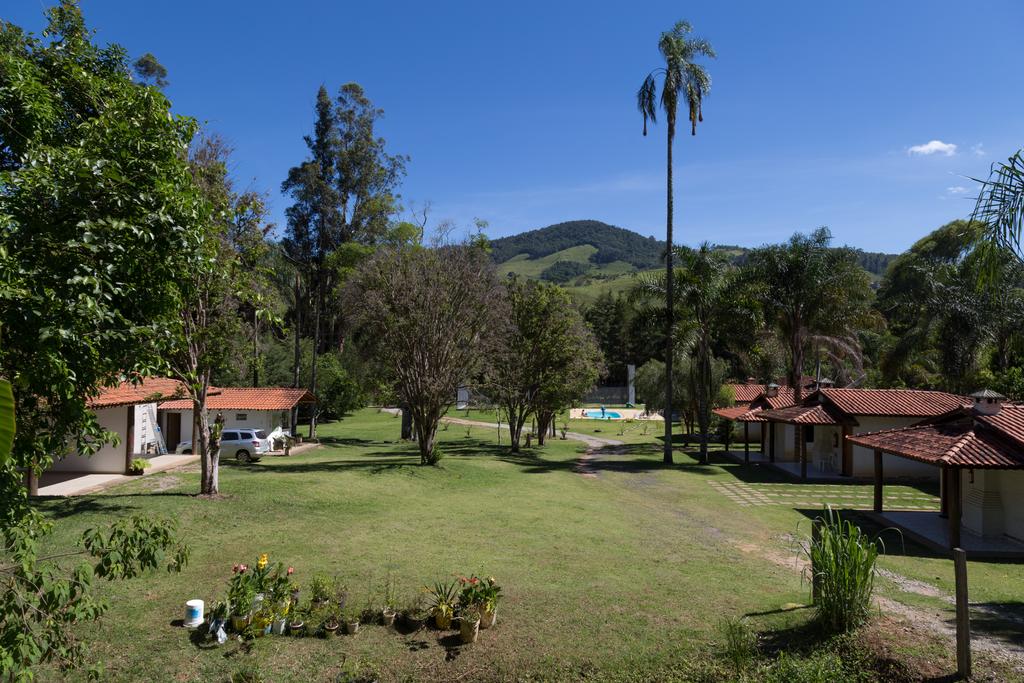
(726, 384), (767, 404)
(847, 405), (1024, 469)
(820, 388), (966, 417)
(759, 403), (841, 425)
(713, 405), (754, 421)
(159, 387), (316, 411)
(89, 378), (189, 408)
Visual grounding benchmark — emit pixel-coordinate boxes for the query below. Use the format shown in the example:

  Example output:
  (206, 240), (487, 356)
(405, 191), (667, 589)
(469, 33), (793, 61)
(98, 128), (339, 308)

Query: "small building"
(848, 390), (1024, 556)
(49, 378), (187, 474)
(715, 383), (797, 450)
(757, 388), (966, 480)
(157, 387), (317, 451)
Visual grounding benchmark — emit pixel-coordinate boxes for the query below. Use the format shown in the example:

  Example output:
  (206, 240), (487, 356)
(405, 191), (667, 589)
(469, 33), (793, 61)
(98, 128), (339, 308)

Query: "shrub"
(803, 507), (880, 632)
(718, 616), (758, 675)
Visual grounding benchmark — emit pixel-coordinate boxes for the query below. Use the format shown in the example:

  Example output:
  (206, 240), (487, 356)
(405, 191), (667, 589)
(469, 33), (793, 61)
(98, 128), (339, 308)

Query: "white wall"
(850, 416), (937, 479)
(961, 469), (1024, 541)
(161, 409), (288, 448)
(50, 404), (162, 474)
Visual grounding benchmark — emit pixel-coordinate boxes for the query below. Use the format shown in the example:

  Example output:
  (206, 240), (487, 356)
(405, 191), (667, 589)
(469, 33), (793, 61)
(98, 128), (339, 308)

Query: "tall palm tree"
(637, 20), (715, 464)
(973, 149), (1024, 276)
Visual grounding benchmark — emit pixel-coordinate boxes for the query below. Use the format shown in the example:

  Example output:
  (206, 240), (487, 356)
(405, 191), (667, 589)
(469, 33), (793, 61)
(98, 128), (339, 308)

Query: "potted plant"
(427, 579), (459, 630)
(342, 605), (361, 635)
(228, 564), (255, 632)
(207, 600), (229, 646)
(309, 574), (332, 608)
(459, 605), (481, 644)
(267, 565), (295, 635)
(127, 458), (150, 475)
(321, 609), (340, 637)
(334, 579), (349, 611)
(288, 606), (307, 636)
(252, 605), (274, 637)
(381, 572), (398, 626)
(477, 576), (502, 629)
(402, 594), (430, 630)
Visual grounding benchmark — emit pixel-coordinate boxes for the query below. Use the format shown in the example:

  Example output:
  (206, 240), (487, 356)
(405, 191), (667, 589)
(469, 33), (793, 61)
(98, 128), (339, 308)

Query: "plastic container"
(184, 599), (205, 628)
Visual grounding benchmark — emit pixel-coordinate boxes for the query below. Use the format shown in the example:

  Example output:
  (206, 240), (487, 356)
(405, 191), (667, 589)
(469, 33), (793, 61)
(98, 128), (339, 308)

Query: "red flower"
(287, 567), (294, 575)
(232, 564), (239, 573)
(239, 564), (248, 572)
(470, 577), (479, 585)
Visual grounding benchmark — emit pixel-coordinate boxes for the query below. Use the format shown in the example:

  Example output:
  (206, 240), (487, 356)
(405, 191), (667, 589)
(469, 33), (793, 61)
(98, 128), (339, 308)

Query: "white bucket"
(184, 599), (204, 627)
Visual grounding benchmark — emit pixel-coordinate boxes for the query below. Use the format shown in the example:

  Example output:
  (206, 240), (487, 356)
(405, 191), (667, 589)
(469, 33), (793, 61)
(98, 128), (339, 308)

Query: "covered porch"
(758, 403), (854, 481)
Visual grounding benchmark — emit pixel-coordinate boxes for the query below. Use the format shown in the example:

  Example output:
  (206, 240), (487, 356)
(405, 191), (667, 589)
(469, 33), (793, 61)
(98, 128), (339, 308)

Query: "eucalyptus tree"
(637, 19), (715, 464)
(744, 228), (874, 400)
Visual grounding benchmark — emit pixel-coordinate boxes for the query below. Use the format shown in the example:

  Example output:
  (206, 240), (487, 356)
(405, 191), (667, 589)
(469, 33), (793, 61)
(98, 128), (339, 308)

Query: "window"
(235, 413), (247, 421)
(222, 431), (239, 442)
(255, 430), (268, 439)
(804, 426), (814, 443)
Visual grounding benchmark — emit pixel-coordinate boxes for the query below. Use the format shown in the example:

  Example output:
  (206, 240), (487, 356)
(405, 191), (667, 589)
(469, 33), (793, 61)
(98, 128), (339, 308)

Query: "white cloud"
(946, 186), (968, 195)
(908, 140), (958, 156)
(972, 143), (986, 157)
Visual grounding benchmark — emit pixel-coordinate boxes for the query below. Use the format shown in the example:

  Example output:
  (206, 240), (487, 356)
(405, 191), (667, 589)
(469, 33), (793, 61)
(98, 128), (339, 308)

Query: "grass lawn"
(33, 408), (1024, 681)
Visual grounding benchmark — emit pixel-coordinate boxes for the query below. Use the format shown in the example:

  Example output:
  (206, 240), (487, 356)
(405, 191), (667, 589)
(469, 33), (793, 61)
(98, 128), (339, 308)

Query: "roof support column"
(798, 424), (807, 482)
(948, 466), (962, 551)
(939, 465), (949, 519)
(744, 422), (749, 464)
(841, 424), (852, 477)
(124, 406), (135, 475)
(873, 449), (883, 513)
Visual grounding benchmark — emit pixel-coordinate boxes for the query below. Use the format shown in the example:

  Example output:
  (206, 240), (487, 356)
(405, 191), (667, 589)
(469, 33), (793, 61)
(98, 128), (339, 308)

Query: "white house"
(157, 387), (317, 451)
(849, 390), (1024, 555)
(49, 378), (186, 474)
(758, 388), (966, 480)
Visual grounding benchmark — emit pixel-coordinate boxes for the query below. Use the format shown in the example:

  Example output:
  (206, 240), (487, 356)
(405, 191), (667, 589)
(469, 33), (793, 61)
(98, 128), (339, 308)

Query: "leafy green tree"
(637, 19), (715, 464)
(345, 244), (502, 464)
(168, 135), (272, 495)
(0, 3), (192, 676)
(481, 279), (602, 452)
(744, 228), (874, 400)
(132, 52), (168, 88)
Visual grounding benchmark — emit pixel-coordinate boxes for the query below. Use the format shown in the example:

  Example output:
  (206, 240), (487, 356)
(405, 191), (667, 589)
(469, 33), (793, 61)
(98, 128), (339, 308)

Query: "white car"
(175, 428), (272, 463)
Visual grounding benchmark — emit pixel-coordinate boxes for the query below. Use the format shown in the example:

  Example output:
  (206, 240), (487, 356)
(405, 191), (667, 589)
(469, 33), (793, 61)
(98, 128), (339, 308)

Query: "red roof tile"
(726, 384), (766, 404)
(821, 388), (966, 417)
(759, 403), (841, 425)
(847, 405), (1024, 469)
(159, 387), (316, 411)
(713, 406), (753, 421)
(89, 378), (189, 408)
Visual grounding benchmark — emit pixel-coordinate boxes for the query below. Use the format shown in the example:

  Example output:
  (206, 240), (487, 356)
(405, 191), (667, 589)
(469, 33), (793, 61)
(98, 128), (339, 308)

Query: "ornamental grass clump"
(804, 506), (881, 632)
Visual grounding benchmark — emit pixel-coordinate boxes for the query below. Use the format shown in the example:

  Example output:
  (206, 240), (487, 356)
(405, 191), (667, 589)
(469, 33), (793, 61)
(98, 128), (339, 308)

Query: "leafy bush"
(718, 617), (758, 675)
(803, 507), (880, 632)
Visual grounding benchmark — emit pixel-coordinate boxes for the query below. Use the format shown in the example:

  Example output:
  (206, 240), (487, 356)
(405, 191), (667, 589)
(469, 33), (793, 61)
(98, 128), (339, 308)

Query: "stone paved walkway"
(709, 480), (940, 510)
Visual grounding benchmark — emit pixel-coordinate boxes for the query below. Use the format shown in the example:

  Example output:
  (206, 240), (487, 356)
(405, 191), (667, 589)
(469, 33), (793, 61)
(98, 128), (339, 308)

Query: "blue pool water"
(581, 410), (622, 420)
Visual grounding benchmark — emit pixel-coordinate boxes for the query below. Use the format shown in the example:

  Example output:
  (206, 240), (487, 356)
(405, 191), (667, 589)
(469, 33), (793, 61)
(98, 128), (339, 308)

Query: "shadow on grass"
(966, 601), (1024, 648)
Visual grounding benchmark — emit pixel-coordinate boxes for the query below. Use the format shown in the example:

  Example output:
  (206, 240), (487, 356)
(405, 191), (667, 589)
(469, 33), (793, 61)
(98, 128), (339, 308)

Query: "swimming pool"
(580, 410), (622, 420)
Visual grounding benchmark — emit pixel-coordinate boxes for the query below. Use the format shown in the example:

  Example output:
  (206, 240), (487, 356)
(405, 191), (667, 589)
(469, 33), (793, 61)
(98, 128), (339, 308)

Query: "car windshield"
(255, 430), (268, 439)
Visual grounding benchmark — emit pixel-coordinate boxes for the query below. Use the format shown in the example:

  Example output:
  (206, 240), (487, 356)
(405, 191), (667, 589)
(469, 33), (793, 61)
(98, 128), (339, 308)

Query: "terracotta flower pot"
(460, 616), (480, 644)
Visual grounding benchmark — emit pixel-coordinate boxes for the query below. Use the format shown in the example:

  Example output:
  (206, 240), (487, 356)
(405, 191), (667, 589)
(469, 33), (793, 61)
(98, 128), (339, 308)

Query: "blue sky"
(7, 1), (1024, 253)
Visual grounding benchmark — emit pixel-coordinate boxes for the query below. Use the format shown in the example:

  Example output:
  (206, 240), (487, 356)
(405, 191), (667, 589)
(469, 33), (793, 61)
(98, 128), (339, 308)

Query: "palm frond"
(972, 149), (1024, 274)
(637, 75), (658, 136)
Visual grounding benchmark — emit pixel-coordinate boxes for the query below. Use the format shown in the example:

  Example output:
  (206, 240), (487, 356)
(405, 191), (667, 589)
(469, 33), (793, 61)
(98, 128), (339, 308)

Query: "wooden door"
(166, 412), (181, 451)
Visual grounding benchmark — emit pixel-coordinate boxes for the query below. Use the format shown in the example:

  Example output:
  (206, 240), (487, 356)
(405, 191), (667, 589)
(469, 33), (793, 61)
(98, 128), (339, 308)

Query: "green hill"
(491, 220), (898, 304)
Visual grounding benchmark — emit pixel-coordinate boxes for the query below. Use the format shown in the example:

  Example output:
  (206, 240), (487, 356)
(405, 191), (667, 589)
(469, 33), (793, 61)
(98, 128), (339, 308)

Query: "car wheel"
(235, 449), (251, 463)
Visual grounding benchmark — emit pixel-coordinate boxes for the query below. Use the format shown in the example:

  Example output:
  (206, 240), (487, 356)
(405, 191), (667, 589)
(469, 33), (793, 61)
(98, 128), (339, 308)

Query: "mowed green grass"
(32, 409), (1024, 681)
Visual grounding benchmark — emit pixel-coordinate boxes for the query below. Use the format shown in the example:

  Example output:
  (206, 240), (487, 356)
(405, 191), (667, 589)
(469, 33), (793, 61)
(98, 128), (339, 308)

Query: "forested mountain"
(491, 220), (899, 303)
(490, 220), (665, 269)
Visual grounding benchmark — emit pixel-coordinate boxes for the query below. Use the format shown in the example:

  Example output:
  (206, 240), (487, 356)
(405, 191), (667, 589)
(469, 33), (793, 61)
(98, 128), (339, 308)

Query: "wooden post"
(954, 548), (971, 680)
(939, 465), (949, 518)
(26, 461), (38, 497)
(769, 422), (776, 462)
(124, 406), (135, 474)
(949, 468), (961, 550)
(811, 517), (822, 604)
(799, 425), (807, 481)
(873, 449), (883, 513)
(744, 422), (750, 464)
(841, 424), (852, 477)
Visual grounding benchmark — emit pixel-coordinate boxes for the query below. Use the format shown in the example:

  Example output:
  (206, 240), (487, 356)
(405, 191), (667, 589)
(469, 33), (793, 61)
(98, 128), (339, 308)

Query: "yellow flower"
(257, 553), (268, 570)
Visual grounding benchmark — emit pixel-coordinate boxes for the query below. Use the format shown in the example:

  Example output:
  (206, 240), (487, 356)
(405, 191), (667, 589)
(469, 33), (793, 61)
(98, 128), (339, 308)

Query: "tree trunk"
(400, 403), (413, 440)
(252, 308), (259, 387)
(791, 326), (804, 403)
(663, 117), (676, 464)
(309, 271), (322, 440)
(209, 411), (223, 493)
(414, 410), (440, 465)
(507, 406), (526, 453)
(291, 271), (302, 436)
(536, 410), (553, 446)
